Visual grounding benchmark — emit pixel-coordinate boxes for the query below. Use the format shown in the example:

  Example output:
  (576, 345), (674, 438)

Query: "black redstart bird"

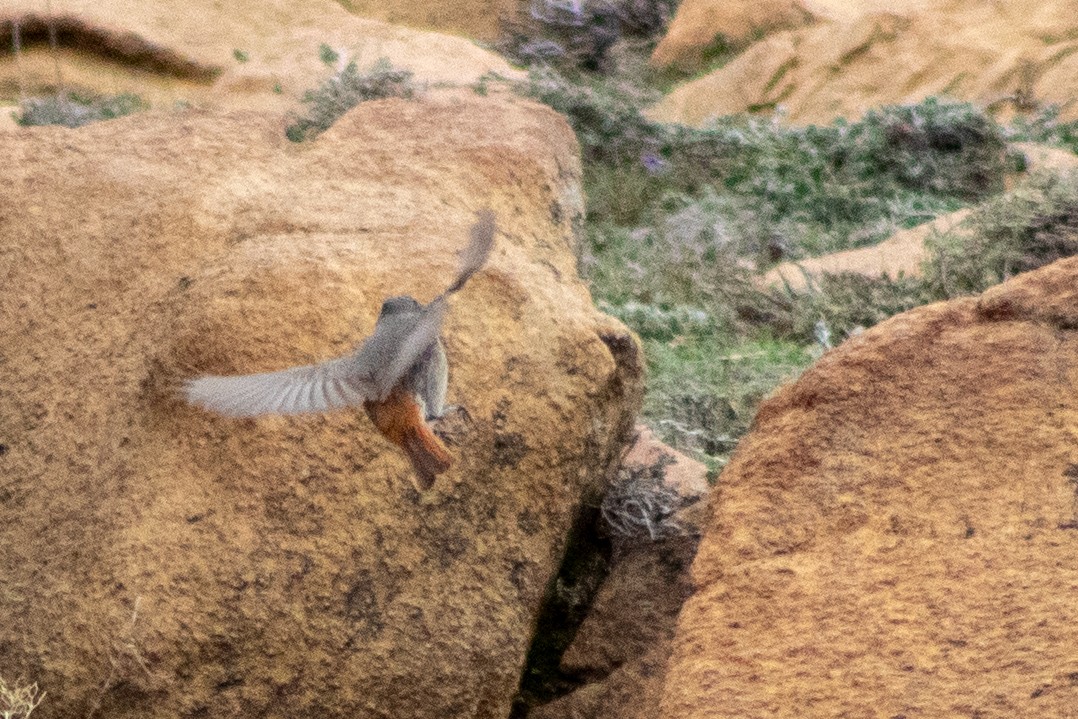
(184, 209), (496, 489)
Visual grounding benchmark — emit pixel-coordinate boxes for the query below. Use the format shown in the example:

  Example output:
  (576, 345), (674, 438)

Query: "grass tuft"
(601, 454), (685, 539)
(771, 272), (934, 342)
(0, 677), (45, 719)
(642, 336), (813, 464)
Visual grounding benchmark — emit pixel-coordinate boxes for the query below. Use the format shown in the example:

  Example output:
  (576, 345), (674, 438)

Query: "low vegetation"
(285, 54), (415, 142)
(506, 14), (1078, 470)
(499, 0), (678, 71)
(923, 170), (1078, 297)
(770, 272), (931, 344)
(15, 92), (146, 128)
(1007, 105), (1078, 155)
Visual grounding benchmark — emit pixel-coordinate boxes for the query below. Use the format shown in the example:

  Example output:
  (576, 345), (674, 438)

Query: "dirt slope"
(650, 0), (937, 71)
(649, 0), (1078, 126)
(0, 0), (520, 112)
(759, 209), (972, 291)
(337, 0), (517, 42)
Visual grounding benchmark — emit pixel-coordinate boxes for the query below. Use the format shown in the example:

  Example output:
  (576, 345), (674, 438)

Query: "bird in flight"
(184, 209), (497, 489)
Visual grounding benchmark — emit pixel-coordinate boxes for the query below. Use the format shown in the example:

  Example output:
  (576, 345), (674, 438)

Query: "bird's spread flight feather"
(184, 209), (494, 418)
(184, 355), (376, 417)
(442, 208), (496, 297)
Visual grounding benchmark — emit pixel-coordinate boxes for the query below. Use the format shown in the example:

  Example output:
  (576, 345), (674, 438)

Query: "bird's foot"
(429, 405), (471, 446)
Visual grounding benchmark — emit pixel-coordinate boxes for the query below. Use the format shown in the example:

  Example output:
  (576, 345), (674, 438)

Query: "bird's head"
(378, 295), (421, 318)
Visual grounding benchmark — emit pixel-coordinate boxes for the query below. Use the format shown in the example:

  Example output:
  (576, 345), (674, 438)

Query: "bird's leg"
(428, 405), (471, 445)
(427, 403), (468, 421)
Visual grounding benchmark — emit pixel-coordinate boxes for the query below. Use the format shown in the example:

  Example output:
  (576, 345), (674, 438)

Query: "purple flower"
(641, 152), (669, 175)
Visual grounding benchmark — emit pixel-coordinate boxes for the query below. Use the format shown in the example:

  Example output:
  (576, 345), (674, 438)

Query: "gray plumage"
(443, 208), (496, 296)
(184, 210), (495, 418)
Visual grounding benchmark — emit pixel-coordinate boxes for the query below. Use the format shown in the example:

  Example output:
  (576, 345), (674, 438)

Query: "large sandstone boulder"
(0, 0), (521, 113)
(0, 94), (643, 718)
(650, 0), (934, 72)
(661, 257), (1078, 717)
(648, 0), (1078, 126)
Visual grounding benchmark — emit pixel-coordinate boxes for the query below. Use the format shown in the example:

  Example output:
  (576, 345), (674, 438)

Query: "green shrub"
(642, 335), (813, 464)
(318, 43), (340, 65)
(1007, 105), (1078, 155)
(286, 57), (414, 142)
(698, 99), (1006, 254)
(518, 67), (662, 164)
(583, 163), (666, 226)
(771, 271), (933, 342)
(521, 78), (1009, 255)
(923, 170), (1078, 296)
(581, 133), (751, 227)
(498, 0), (675, 71)
(16, 92), (146, 128)
(858, 99), (1009, 199)
(500, 3), (620, 71)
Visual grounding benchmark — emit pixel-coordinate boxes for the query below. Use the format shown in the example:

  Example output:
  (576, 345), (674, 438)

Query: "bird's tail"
(400, 421), (453, 490)
(365, 387), (452, 490)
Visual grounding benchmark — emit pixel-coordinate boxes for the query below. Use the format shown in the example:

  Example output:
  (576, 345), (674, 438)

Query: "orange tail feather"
(365, 387), (453, 489)
(401, 423), (453, 490)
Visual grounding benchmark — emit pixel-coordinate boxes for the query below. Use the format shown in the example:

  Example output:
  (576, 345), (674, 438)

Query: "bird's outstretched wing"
(184, 301), (447, 417)
(442, 209), (496, 296)
(184, 355), (375, 417)
(185, 210), (491, 418)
